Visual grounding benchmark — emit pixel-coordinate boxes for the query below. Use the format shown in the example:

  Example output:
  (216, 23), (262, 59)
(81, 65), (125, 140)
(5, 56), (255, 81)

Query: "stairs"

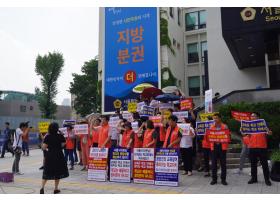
(226, 151), (250, 169)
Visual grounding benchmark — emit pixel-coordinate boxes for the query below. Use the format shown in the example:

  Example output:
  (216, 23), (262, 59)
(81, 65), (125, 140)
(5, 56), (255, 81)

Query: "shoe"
(26, 154), (29, 156)
(40, 188), (44, 194)
(187, 172), (193, 176)
(16, 172), (24, 175)
(197, 167), (204, 172)
(54, 189), (61, 194)
(78, 162), (83, 166)
(0, 156), (4, 158)
(69, 166), (74, 170)
(265, 180), (272, 186)
(210, 180), (217, 185)
(248, 179), (258, 184)
(204, 173), (210, 177)
(182, 171), (188, 175)
(81, 167), (86, 171)
(221, 180), (228, 185)
(39, 166), (44, 170)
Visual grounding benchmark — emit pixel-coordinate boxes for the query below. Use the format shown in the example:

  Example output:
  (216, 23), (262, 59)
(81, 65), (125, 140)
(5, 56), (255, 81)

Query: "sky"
(0, 7), (99, 105)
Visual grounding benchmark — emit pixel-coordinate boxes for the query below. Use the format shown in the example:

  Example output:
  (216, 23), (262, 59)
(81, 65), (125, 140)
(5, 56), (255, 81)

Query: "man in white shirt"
(12, 122), (30, 175)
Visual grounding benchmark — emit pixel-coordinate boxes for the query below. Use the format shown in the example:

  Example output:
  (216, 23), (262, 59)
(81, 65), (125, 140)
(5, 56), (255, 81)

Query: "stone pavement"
(0, 149), (279, 194)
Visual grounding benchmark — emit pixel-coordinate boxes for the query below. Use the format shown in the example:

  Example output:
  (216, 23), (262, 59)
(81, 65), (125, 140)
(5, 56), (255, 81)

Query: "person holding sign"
(208, 113), (230, 186)
(78, 121), (91, 171)
(142, 120), (158, 148)
(132, 113), (143, 148)
(64, 125), (75, 170)
(90, 118), (101, 147)
(163, 115), (182, 149)
(98, 116), (111, 148)
(244, 112), (272, 186)
(180, 118), (195, 176)
(120, 122), (134, 149)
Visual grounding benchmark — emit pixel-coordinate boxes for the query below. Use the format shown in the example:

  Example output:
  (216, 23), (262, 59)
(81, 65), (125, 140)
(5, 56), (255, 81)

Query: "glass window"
(178, 8), (181, 26)
(185, 12), (198, 31)
(201, 41), (207, 62)
(199, 10), (206, 28)
(187, 43), (199, 63)
(188, 76), (200, 96)
(169, 7), (174, 18)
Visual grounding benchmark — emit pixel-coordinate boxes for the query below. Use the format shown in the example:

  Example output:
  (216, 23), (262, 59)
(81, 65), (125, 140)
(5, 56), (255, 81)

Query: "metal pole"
(265, 53), (270, 88)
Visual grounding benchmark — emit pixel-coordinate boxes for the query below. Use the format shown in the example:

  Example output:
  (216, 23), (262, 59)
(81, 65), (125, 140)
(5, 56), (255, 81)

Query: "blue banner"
(139, 105), (155, 117)
(155, 148), (179, 187)
(241, 119), (268, 134)
(109, 148), (131, 183)
(196, 120), (215, 135)
(104, 8), (160, 113)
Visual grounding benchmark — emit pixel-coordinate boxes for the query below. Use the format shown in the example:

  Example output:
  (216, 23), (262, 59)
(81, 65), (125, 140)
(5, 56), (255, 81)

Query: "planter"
(270, 161), (280, 182)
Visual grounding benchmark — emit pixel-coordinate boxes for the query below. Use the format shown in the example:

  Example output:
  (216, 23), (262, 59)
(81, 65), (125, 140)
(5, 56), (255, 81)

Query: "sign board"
(63, 120), (76, 126)
(59, 127), (67, 137)
(131, 122), (139, 133)
(155, 148), (179, 187)
(173, 111), (188, 123)
(196, 121), (215, 135)
(206, 129), (231, 143)
(159, 103), (174, 110)
(109, 148), (131, 183)
(74, 124), (89, 135)
(149, 116), (163, 127)
(240, 119), (268, 134)
(177, 123), (191, 136)
(231, 111), (252, 121)
(139, 105), (155, 117)
(199, 112), (219, 122)
(103, 8), (160, 113)
(128, 102), (137, 113)
(122, 112), (134, 122)
(38, 122), (50, 133)
(88, 148), (109, 181)
(133, 148), (155, 184)
(205, 89), (213, 113)
(180, 98), (193, 110)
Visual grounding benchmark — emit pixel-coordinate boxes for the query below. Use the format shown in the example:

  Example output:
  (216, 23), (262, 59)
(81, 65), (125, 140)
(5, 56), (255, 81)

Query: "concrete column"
(265, 53), (270, 88)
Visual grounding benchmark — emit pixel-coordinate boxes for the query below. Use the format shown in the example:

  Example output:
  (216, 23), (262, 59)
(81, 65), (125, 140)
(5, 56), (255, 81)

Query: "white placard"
(177, 123), (191, 136)
(173, 111), (189, 123)
(74, 124), (89, 135)
(205, 89), (213, 113)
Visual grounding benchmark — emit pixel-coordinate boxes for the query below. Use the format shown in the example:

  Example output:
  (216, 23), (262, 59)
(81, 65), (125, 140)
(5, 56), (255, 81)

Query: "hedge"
(218, 101), (280, 149)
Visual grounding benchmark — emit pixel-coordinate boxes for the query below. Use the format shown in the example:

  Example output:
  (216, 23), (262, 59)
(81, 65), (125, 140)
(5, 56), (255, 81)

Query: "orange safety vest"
(121, 130), (133, 148)
(202, 134), (210, 149)
(92, 127), (100, 144)
(163, 125), (180, 148)
(209, 123), (230, 151)
(98, 124), (111, 148)
(159, 126), (166, 142)
(134, 132), (143, 148)
(248, 134), (267, 149)
(242, 135), (250, 146)
(143, 129), (156, 148)
(65, 130), (74, 150)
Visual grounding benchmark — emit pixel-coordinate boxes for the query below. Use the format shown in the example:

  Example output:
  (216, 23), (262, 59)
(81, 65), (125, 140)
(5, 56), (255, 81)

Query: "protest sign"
(137, 102), (146, 112)
(149, 116), (163, 127)
(173, 111), (188, 123)
(122, 112), (133, 122)
(109, 116), (120, 136)
(231, 111), (252, 121)
(199, 112), (219, 122)
(88, 148), (108, 181)
(133, 148), (155, 184)
(109, 148), (131, 183)
(59, 127), (67, 137)
(74, 124), (89, 135)
(196, 121), (214, 135)
(162, 110), (172, 120)
(38, 122), (50, 133)
(131, 122), (139, 133)
(159, 103), (174, 110)
(150, 100), (160, 108)
(205, 89), (213, 113)
(155, 148), (179, 187)
(128, 102), (137, 113)
(206, 129), (230, 143)
(177, 123), (191, 136)
(240, 119), (268, 134)
(63, 120), (76, 126)
(139, 106), (155, 117)
(180, 98), (193, 110)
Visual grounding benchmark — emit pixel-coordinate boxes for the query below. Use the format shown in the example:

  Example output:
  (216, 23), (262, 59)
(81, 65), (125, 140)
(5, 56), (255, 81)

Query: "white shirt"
(180, 127), (195, 148)
(13, 128), (23, 148)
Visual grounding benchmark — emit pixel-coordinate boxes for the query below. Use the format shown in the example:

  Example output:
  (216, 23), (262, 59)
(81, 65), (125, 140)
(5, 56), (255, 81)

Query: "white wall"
(206, 7), (267, 96)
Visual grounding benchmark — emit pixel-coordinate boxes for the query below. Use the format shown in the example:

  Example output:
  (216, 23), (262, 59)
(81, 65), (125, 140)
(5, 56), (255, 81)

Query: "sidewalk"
(0, 149), (279, 194)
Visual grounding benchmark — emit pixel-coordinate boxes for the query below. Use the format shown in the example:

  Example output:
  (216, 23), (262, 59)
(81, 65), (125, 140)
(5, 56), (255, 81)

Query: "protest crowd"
(0, 89), (274, 193)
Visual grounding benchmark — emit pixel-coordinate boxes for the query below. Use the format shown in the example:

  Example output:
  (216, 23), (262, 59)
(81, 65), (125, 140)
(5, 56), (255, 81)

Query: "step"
(227, 153), (241, 158)
(227, 163), (250, 169)
(226, 158), (250, 165)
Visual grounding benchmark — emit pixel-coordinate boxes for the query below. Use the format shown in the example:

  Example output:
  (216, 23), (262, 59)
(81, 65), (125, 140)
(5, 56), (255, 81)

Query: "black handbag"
(13, 134), (22, 154)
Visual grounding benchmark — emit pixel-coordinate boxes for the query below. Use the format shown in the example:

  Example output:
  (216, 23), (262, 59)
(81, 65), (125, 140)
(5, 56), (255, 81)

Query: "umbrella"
(132, 83), (155, 93)
(162, 86), (178, 94)
(141, 87), (163, 99)
(155, 93), (180, 102)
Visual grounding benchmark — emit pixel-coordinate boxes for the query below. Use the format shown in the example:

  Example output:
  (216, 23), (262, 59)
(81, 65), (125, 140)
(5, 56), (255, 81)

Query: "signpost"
(88, 148), (109, 181)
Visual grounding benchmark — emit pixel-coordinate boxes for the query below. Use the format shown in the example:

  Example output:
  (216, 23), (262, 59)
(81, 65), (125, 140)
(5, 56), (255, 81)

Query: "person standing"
(64, 125), (75, 170)
(90, 118), (101, 147)
(236, 134), (250, 174)
(22, 129), (30, 156)
(39, 132), (48, 170)
(12, 122), (30, 175)
(208, 113), (231, 186)
(98, 115), (111, 148)
(40, 122), (69, 194)
(142, 120), (157, 148)
(180, 118), (195, 176)
(163, 115), (182, 149)
(1, 122), (14, 158)
(79, 121), (91, 171)
(202, 131), (211, 177)
(120, 122), (134, 149)
(245, 112), (272, 186)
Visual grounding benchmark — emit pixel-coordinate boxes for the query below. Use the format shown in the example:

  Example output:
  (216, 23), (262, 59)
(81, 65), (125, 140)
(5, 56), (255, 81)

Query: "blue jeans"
(64, 149), (74, 167)
(22, 141), (29, 155)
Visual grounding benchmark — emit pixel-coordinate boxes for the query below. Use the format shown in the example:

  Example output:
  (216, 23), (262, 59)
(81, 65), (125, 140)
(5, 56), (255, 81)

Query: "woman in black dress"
(40, 122), (69, 194)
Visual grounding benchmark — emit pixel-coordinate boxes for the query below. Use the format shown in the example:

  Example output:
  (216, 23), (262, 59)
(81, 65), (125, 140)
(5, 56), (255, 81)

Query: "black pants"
(211, 144), (227, 181)
(1, 140), (13, 157)
(249, 148), (270, 181)
(92, 143), (98, 147)
(203, 148), (211, 173)
(180, 147), (193, 172)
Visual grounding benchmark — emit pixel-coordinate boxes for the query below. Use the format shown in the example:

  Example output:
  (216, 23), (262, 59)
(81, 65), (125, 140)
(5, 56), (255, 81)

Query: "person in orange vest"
(120, 122), (134, 149)
(142, 120), (158, 148)
(79, 121), (92, 171)
(97, 115), (111, 148)
(208, 113), (230, 185)
(64, 125), (75, 170)
(163, 115), (182, 148)
(202, 129), (211, 177)
(244, 112), (272, 186)
(90, 118), (101, 148)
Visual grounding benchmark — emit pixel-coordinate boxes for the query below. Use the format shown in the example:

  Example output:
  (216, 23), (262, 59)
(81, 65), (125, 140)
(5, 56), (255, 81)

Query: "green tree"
(69, 59), (100, 117)
(35, 52), (64, 119)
